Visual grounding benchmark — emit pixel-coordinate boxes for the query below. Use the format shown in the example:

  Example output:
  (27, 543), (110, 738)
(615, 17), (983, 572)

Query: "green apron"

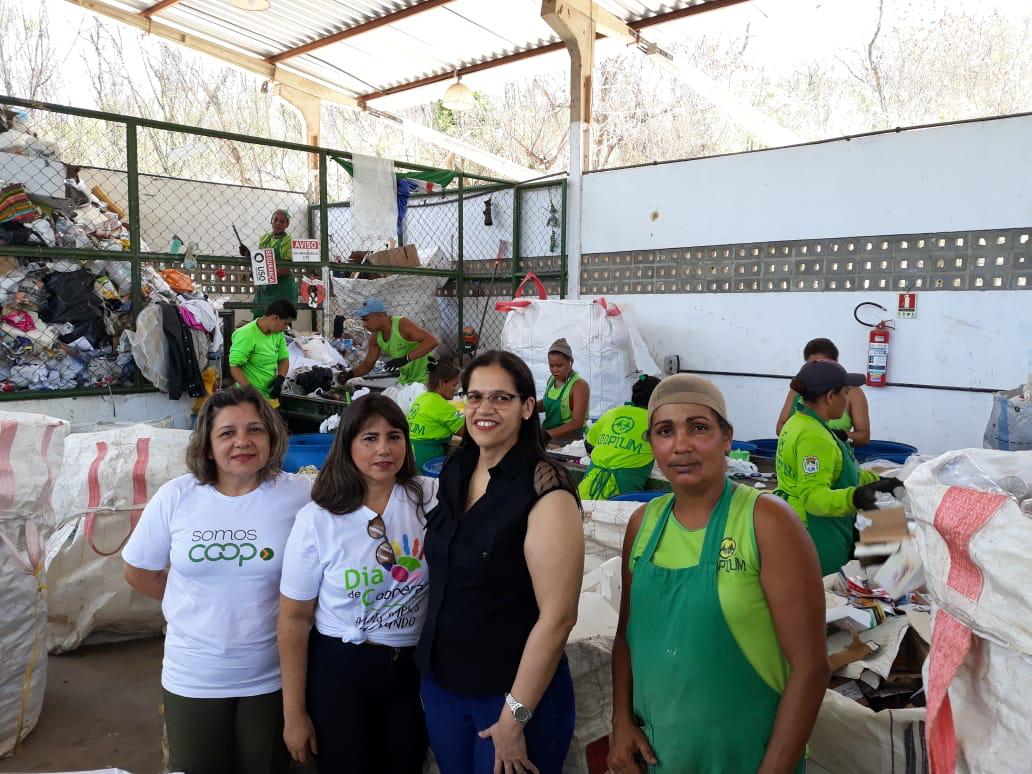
(411, 439), (448, 472)
(377, 316), (429, 386)
(797, 405), (861, 576)
(254, 232), (299, 303)
(543, 373), (582, 435)
(580, 460), (653, 500)
(626, 481), (803, 772)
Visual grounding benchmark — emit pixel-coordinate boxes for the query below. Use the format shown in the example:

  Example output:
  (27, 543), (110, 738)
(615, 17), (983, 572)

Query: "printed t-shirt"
(407, 392), (464, 443)
(280, 479), (437, 648)
(228, 319), (288, 398)
(122, 472), (312, 699)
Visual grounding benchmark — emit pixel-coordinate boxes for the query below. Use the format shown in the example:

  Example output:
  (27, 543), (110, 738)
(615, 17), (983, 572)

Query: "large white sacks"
(905, 449), (1032, 773)
(45, 424), (191, 653)
(499, 293), (660, 418)
(0, 410), (68, 757)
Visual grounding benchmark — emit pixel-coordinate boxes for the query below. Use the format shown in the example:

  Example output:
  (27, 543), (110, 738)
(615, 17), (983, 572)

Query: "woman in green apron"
(776, 338), (870, 445)
(407, 361), (464, 471)
(539, 338), (590, 442)
(578, 375), (660, 501)
(609, 374), (829, 773)
(774, 361), (902, 576)
(339, 298), (439, 387)
(252, 209), (300, 304)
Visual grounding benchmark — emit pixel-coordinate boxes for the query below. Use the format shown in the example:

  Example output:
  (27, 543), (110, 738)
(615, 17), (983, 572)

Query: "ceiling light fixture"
(230, 0), (271, 10)
(441, 74), (474, 111)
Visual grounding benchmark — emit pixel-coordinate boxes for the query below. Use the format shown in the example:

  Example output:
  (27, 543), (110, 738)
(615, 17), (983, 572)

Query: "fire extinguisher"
(854, 302), (894, 388)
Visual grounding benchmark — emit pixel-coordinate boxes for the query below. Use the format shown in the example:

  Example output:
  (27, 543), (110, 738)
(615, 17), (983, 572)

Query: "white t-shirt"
(280, 478), (437, 648)
(122, 472), (312, 699)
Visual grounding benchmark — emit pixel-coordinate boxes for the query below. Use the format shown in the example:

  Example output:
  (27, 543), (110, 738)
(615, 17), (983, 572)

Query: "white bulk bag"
(0, 410), (68, 757)
(46, 425), (191, 653)
(905, 449), (1032, 773)
(498, 278), (659, 417)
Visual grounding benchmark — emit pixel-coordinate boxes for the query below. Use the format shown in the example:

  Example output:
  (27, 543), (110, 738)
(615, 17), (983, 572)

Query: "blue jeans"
(421, 660), (575, 774)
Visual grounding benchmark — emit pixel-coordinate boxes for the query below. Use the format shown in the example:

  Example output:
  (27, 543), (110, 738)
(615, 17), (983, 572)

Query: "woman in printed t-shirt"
(277, 394), (435, 773)
(122, 386), (312, 774)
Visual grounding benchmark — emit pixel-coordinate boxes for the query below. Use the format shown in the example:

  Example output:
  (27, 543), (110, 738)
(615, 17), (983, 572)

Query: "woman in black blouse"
(416, 350), (584, 774)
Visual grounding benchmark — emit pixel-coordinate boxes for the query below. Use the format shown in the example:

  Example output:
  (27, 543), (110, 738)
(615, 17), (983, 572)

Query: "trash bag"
(293, 366), (334, 395)
(40, 270), (107, 347)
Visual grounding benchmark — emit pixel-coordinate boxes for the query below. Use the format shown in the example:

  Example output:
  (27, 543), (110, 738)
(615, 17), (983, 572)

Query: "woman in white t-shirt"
(278, 394), (435, 772)
(122, 386), (312, 774)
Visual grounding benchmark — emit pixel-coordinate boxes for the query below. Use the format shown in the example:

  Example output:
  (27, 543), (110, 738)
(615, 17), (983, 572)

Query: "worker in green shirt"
(240, 209), (299, 305)
(775, 337), (871, 445)
(407, 361), (464, 471)
(228, 299), (296, 409)
(774, 360), (902, 576)
(339, 298), (439, 387)
(578, 375), (660, 500)
(539, 338), (590, 443)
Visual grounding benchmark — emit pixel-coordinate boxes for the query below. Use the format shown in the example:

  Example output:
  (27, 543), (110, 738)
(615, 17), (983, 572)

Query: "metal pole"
(456, 174), (465, 361)
(126, 121), (146, 389)
(511, 183), (521, 296)
(560, 180), (569, 299)
(318, 151), (330, 336)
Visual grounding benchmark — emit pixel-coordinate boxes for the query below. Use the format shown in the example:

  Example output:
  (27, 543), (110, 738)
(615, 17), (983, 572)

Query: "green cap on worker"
(647, 373), (728, 426)
(356, 298), (387, 318)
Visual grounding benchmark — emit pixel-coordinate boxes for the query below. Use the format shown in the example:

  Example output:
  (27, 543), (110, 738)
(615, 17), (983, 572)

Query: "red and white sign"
(250, 248), (277, 285)
(291, 238), (320, 263)
(898, 292), (917, 319)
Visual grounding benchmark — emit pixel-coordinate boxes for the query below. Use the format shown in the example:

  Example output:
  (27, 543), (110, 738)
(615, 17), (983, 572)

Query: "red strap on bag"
(84, 437), (151, 556)
(495, 272), (548, 312)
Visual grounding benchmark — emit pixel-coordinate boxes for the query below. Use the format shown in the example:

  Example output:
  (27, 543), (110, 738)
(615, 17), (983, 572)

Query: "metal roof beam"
(140, 0), (185, 18)
(267, 0), (456, 64)
(360, 0), (753, 102)
(67, 0), (360, 107)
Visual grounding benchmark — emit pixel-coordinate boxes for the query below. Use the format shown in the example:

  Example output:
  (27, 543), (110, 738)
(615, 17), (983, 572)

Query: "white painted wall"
(583, 115), (1032, 252)
(581, 116), (1032, 455)
(7, 393), (194, 430)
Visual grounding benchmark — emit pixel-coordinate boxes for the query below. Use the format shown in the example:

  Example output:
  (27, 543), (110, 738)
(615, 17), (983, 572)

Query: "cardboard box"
(365, 244), (420, 269)
(858, 505), (908, 544)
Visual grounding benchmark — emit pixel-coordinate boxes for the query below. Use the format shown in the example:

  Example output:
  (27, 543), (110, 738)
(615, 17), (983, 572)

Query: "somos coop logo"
(188, 528), (274, 566)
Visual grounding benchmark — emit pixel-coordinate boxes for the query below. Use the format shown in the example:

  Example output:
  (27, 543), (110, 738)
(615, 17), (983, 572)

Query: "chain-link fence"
(0, 94), (565, 400)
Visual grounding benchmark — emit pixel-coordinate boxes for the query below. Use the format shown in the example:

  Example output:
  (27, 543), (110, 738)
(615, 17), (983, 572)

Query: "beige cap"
(647, 374), (728, 426)
(548, 338), (573, 360)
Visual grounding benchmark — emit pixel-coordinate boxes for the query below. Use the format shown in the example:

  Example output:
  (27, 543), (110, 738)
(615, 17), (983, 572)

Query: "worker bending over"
(578, 375), (660, 500)
(340, 298), (439, 387)
(408, 361), (464, 470)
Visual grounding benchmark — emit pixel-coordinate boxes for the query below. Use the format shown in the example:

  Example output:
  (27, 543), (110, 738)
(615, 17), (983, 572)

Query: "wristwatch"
(504, 692), (533, 724)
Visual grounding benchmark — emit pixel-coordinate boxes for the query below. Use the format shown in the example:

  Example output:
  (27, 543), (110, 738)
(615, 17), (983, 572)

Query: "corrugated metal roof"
(98, 0), (738, 105)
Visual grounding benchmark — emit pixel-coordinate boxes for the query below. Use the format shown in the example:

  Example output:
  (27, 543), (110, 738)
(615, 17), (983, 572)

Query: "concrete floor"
(0, 637), (165, 774)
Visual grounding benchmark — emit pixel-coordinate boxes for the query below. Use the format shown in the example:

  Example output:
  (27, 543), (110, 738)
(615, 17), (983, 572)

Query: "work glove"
(852, 477), (905, 510)
(337, 369), (354, 385)
(238, 244), (250, 259)
(269, 375), (286, 399)
(383, 356), (409, 372)
(832, 428), (850, 443)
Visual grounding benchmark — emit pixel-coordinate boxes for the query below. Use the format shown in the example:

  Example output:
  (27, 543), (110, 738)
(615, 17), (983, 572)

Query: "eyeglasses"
(464, 391), (520, 408)
(367, 515), (395, 570)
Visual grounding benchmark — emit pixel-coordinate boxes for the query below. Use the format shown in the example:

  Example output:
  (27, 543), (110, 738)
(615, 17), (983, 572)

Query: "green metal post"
(126, 121), (146, 388)
(559, 181), (568, 299)
(511, 184), (521, 296)
(318, 152), (330, 336)
(456, 175), (465, 359)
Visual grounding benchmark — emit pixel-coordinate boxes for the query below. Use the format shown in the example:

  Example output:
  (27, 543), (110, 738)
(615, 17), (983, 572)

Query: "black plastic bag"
(40, 269), (104, 323)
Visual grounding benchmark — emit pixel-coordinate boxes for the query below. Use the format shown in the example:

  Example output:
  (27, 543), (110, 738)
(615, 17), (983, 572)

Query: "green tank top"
(376, 316), (429, 386)
(543, 372), (583, 432)
(629, 486), (790, 694)
(577, 404), (653, 500)
(793, 394), (852, 431)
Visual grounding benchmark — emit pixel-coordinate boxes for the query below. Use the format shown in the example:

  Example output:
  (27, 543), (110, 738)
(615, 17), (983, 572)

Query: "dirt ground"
(0, 637), (165, 774)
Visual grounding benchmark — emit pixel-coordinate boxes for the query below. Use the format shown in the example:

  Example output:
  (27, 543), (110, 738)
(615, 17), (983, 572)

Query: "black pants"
(163, 688), (288, 774)
(306, 631), (428, 773)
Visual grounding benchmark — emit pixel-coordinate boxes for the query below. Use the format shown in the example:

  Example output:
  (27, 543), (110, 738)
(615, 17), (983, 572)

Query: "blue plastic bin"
(609, 490), (668, 503)
(852, 440), (918, 465)
(731, 440), (758, 454)
(283, 433), (334, 473)
(746, 438), (780, 458)
(422, 456), (447, 478)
